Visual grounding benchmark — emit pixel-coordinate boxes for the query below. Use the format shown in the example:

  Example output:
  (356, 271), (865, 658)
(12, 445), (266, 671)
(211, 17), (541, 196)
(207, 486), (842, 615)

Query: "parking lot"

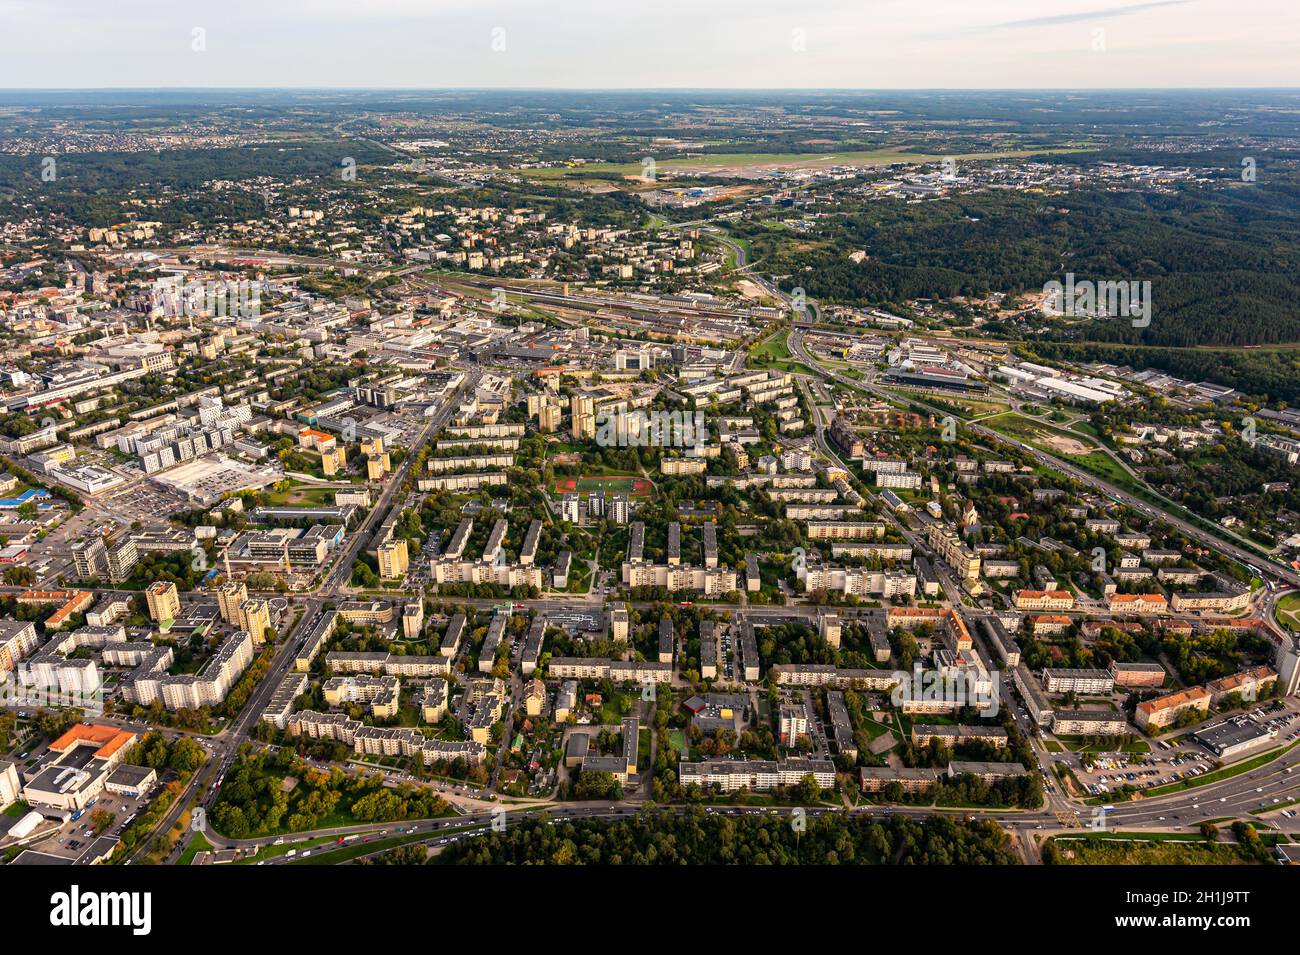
(18, 786), (152, 861)
(1063, 701), (1300, 798)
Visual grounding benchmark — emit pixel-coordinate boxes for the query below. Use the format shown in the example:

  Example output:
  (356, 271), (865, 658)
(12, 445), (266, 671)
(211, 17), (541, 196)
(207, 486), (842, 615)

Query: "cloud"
(973, 0), (1193, 32)
(0, 0), (1291, 89)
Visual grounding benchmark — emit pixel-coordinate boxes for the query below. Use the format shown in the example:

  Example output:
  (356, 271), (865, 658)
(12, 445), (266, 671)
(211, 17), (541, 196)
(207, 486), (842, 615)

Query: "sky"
(0, 0), (1296, 89)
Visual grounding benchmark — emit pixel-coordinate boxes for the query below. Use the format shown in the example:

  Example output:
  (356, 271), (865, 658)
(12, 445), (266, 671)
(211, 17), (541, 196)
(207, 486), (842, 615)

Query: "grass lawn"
(982, 412), (1144, 493)
(750, 327), (792, 363)
(859, 715), (899, 743)
(1250, 794), (1300, 815)
(1140, 740), (1300, 799)
(563, 562), (594, 594)
(982, 412), (1102, 454)
(178, 832), (213, 866)
(667, 730), (687, 756)
(819, 361), (864, 380)
(756, 359), (820, 378)
(1275, 592), (1300, 631)
(260, 484), (339, 507)
(1049, 834), (1260, 865)
(638, 728), (651, 772)
(957, 401), (1014, 418)
(598, 692), (635, 725)
(1062, 450), (1134, 485)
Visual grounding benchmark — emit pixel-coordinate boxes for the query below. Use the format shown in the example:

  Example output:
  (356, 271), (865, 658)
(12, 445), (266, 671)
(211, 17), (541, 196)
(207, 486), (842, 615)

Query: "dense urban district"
(1, 89), (1300, 868)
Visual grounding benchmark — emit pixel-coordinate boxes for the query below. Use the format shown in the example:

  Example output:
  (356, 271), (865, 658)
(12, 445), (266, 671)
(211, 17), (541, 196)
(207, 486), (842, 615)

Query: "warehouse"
(1193, 719), (1276, 761)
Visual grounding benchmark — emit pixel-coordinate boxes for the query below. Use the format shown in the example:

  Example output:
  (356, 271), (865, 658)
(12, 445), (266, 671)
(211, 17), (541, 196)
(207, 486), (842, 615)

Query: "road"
(113, 226), (1300, 863)
(194, 744), (1300, 865)
(785, 326), (1300, 590)
(318, 365), (479, 596)
(137, 605), (312, 864)
(128, 367), (478, 863)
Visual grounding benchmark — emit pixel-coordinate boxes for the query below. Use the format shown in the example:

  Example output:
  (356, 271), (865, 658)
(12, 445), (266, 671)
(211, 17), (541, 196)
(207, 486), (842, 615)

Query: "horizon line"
(1, 85), (1299, 94)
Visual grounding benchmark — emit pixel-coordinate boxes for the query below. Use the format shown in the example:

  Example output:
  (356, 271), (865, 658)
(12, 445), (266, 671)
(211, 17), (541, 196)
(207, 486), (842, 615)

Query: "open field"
(989, 412), (1278, 554)
(982, 412), (1101, 452)
(750, 326), (792, 363)
(517, 146), (1094, 182)
(1049, 834), (1262, 865)
(982, 412), (1138, 488)
(948, 398), (1014, 418)
(260, 483), (340, 507)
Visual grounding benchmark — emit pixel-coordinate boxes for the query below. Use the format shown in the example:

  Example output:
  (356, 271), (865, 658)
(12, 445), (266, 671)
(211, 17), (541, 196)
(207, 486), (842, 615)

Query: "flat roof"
(8, 850), (74, 865)
(107, 764), (156, 786)
(1194, 720), (1274, 753)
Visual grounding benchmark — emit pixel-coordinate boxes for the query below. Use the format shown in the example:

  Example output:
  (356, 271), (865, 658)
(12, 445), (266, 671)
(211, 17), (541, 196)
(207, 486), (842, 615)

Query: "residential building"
(678, 758), (835, 793)
(0, 620), (39, 674)
(1042, 668), (1114, 695)
(377, 538), (409, 579)
(1110, 661), (1166, 689)
(1014, 589), (1074, 611)
(1136, 687), (1213, 731)
(1051, 710), (1128, 736)
(145, 581), (180, 624)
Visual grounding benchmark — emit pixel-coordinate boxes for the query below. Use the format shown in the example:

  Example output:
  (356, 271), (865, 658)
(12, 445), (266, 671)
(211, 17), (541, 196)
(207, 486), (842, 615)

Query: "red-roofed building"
(1136, 686), (1211, 731)
(1107, 593), (1169, 616)
(1015, 589), (1074, 611)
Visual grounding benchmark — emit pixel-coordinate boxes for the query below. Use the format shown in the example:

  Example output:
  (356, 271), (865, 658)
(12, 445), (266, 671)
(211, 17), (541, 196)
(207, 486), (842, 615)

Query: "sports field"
(553, 475), (652, 497)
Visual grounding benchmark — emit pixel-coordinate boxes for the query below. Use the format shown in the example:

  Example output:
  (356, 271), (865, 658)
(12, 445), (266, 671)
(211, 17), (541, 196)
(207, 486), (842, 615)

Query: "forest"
(748, 171), (1300, 348)
(434, 808), (1019, 865)
(210, 747), (448, 839)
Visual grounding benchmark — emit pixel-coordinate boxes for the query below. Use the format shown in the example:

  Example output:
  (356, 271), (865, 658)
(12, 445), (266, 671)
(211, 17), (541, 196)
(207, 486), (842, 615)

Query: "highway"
(785, 326), (1300, 590)
(191, 747), (1300, 865)
(773, 300), (1300, 843)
